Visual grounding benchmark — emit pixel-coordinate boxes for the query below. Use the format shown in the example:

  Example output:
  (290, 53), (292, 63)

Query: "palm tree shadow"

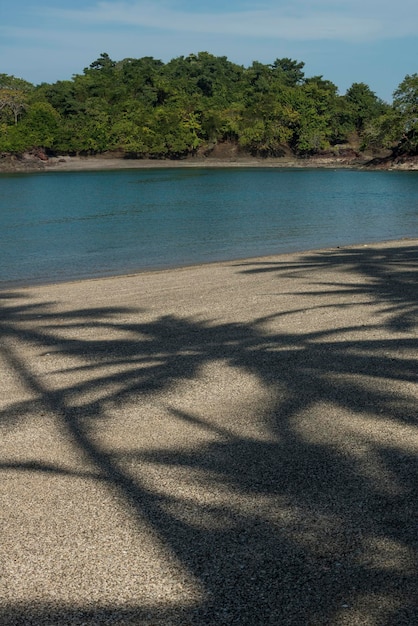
(236, 242), (418, 332)
(1, 244), (417, 625)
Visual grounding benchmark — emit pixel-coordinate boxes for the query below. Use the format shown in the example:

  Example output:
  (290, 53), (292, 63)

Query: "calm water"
(1, 167), (417, 286)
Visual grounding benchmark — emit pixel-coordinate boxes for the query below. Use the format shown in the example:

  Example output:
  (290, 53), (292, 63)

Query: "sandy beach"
(1, 239), (417, 625)
(0, 153), (363, 174)
(2, 151), (418, 174)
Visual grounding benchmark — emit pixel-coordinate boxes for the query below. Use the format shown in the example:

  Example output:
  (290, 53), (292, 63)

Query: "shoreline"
(2, 152), (418, 174)
(1, 236), (417, 624)
(2, 236), (417, 292)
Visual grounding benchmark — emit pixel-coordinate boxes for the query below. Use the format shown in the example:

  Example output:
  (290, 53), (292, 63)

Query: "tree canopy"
(0, 52), (413, 159)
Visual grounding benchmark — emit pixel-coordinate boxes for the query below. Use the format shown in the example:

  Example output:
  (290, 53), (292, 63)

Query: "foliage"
(392, 74), (418, 154)
(361, 74), (418, 155)
(0, 53), (416, 158)
(0, 74), (33, 126)
(344, 82), (388, 132)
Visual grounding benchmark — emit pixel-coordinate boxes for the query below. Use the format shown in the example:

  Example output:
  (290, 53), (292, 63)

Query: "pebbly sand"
(1, 239), (417, 625)
(3, 152), (418, 174)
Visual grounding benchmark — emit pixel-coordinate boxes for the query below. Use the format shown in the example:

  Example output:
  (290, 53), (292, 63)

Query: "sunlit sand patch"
(0, 410), (100, 475)
(93, 359), (279, 452)
(333, 593), (404, 626)
(293, 400), (418, 495)
(1, 472), (205, 608)
(355, 536), (415, 573)
(0, 349), (38, 413)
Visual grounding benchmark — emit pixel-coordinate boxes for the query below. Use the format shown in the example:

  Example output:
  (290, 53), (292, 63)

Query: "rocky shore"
(2, 149), (418, 173)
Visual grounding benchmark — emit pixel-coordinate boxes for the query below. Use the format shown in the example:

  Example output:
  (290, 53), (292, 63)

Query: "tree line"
(1, 52), (417, 159)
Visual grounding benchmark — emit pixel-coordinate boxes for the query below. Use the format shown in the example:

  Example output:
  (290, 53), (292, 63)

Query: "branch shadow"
(1, 243), (417, 625)
(236, 242), (418, 332)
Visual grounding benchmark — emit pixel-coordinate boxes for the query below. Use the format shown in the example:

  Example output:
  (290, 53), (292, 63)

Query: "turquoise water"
(1, 167), (417, 286)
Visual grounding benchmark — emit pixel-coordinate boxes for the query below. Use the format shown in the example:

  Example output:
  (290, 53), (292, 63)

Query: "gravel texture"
(1, 239), (417, 625)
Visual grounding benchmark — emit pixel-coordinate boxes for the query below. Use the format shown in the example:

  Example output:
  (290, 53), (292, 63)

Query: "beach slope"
(1, 239), (417, 625)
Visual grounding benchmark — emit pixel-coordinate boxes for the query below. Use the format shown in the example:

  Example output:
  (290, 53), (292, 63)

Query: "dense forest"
(1, 52), (417, 160)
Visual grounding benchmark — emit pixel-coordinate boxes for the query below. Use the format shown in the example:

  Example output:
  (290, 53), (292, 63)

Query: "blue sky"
(1, 0), (417, 102)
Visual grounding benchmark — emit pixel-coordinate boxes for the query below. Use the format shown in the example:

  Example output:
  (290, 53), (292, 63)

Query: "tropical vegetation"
(1, 52), (417, 159)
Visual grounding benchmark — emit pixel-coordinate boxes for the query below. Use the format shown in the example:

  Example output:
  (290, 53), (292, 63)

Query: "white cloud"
(2, 0), (416, 97)
(46, 0), (418, 42)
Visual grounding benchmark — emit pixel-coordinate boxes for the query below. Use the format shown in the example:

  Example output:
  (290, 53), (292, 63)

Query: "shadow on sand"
(0, 243), (417, 625)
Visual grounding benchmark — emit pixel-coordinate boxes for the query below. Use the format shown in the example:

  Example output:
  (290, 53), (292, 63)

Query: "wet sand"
(1, 239), (418, 625)
(0, 152), (382, 174)
(2, 151), (418, 174)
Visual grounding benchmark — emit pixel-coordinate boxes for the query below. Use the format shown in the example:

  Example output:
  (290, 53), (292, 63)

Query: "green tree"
(19, 102), (60, 149)
(362, 74), (418, 155)
(117, 56), (165, 106)
(2, 53), (413, 160)
(392, 74), (418, 154)
(238, 92), (296, 156)
(290, 77), (340, 154)
(344, 82), (387, 132)
(0, 74), (33, 125)
(35, 80), (82, 116)
(271, 58), (305, 86)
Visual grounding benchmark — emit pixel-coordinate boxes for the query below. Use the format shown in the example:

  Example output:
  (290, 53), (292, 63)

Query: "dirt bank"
(3, 150), (416, 174)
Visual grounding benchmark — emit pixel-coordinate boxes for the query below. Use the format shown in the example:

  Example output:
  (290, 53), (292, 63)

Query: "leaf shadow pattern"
(0, 243), (418, 625)
(237, 242), (418, 333)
